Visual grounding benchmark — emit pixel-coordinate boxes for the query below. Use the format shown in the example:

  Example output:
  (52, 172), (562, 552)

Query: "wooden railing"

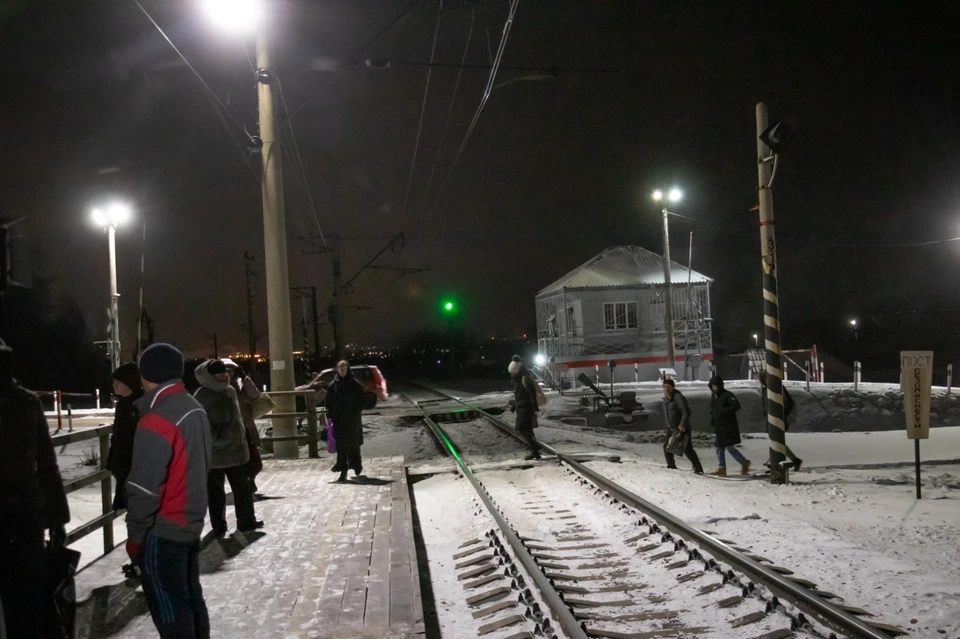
(51, 424), (118, 555)
(256, 389), (325, 459)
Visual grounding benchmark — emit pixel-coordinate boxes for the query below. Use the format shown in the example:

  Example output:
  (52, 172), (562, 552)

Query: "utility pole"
(684, 231), (694, 381)
(243, 251), (257, 358)
(292, 285), (321, 363)
(107, 224), (121, 373)
(332, 234), (345, 360)
(661, 207), (676, 371)
(210, 333), (219, 359)
(756, 102), (787, 484)
(257, 34), (297, 458)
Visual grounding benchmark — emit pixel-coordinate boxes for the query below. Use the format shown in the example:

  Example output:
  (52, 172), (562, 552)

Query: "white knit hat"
(508, 356), (523, 375)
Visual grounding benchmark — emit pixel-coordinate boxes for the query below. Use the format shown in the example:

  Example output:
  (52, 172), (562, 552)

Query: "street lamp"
(753, 333), (759, 346)
(651, 187), (683, 371)
(91, 202), (132, 373)
(200, 0), (299, 458)
(849, 318), (858, 341)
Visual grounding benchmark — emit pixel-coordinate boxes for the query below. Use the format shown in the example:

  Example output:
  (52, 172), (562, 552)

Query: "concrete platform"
(74, 456), (425, 638)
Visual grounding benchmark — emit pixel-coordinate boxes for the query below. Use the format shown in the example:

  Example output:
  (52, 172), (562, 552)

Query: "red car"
(298, 364), (389, 407)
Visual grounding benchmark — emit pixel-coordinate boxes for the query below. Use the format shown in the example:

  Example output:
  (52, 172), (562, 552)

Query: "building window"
(603, 302), (638, 330)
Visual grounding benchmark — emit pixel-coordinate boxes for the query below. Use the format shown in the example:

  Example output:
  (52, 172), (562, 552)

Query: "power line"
(414, 4), (476, 222)
(415, 0), (521, 241)
(276, 77), (327, 244)
(131, 0), (259, 184)
(399, 2), (444, 225)
(824, 235), (960, 248)
(288, 0), (424, 120)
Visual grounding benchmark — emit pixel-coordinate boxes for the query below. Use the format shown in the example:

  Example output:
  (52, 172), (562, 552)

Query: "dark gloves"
(126, 540), (142, 561)
(49, 525), (66, 548)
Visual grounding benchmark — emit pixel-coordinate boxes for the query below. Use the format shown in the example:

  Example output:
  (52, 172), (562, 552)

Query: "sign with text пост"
(900, 351), (933, 440)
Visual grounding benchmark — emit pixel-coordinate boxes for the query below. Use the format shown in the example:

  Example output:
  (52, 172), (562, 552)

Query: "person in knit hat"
(508, 355), (542, 460)
(126, 343), (212, 637)
(106, 362), (144, 510)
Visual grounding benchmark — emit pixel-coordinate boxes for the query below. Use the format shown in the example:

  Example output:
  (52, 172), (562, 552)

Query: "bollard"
(853, 361), (861, 390)
(95, 388), (101, 410)
(67, 404), (73, 433)
(595, 365), (600, 387)
(783, 362), (788, 381)
(948, 364), (954, 396)
(819, 361), (825, 383)
(634, 363), (639, 384)
(747, 368), (753, 381)
(805, 360), (811, 393)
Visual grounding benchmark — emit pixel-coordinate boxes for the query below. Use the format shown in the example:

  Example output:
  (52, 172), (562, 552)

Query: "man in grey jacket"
(661, 379), (704, 474)
(194, 359), (260, 535)
(126, 343), (212, 638)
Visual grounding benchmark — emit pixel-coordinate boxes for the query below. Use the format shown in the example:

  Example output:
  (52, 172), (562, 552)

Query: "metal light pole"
(652, 188), (682, 372)
(92, 203), (130, 373)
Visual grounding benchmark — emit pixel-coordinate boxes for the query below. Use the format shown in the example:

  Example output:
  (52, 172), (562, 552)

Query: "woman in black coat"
(106, 362), (144, 510)
(709, 376), (750, 476)
(325, 360), (364, 482)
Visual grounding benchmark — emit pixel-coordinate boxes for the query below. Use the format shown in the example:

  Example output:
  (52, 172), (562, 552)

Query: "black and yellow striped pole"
(756, 102), (787, 484)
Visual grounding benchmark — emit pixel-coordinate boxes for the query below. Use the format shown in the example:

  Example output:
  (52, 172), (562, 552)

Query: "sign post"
(900, 351), (933, 499)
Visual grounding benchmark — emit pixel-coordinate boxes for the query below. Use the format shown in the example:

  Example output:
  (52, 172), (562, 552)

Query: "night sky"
(1, 0), (958, 368)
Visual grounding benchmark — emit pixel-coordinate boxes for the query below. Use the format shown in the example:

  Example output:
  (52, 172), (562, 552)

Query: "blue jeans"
(137, 534), (210, 639)
(716, 446), (746, 468)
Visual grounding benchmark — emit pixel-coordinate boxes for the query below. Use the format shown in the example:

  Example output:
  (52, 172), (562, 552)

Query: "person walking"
(221, 359), (266, 495)
(194, 360), (260, 535)
(106, 362), (144, 510)
(708, 376), (750, 476)
(758, 371), (802, 471)
(661, 378), (704, 474)
(126, 343), (211, 639)
(0, 338), (70, 638)
(508, 355), (542, 461)
(325, 360), (365, 482)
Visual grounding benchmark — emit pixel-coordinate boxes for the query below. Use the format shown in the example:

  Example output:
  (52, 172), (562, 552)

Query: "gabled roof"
(537, 246), (712, 297)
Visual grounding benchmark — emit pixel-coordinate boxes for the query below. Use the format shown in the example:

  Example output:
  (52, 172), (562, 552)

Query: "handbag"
(664, 430), (689, 456)
(325, 418), (337, 454)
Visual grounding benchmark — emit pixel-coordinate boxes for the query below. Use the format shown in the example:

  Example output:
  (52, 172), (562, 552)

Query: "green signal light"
(444, 302), (454, 311)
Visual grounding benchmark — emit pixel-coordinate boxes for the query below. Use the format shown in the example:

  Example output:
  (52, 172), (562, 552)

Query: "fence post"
(56, 391), (63, 433)
(67, 404), (73, 433)
(805, 360), (811, 393)
(853, 361), (861, 390)
(595, 365), (600, 386)
(99, 432), (114, 554)
(783, 362), (788, 381)
(948, 364), (954, 395)
(95, 388), (101, 410)
(305, 392), (319, 459)
(819, 361), (825, 383)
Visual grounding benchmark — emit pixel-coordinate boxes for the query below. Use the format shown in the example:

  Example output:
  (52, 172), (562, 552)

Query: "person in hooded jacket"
(194, 359), (260, 535)
(106, 362), (144, 510)
(708, 376), (750, 476)
(325, 360), (364, 482)
(508, 355), (542, 461)
(221, 359), (264, 494)
(661, 379), (704, 474)
(0, 338), (70, 638)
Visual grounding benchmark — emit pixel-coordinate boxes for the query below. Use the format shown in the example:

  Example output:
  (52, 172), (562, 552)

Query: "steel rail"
(407, 399), (588, 639)
(401, 379), (897, 639)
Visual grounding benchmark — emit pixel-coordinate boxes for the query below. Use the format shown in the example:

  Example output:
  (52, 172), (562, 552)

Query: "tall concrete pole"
(661, 207), (676, 371)
(257, 34), (297, 458)
(243, 251), (257, 359)
(332, 234), (345, 360)
(756, 102), (787, 483)
(108, 225), (121, 372)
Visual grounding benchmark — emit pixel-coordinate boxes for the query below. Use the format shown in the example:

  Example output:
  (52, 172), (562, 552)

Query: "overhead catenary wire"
(413, 5), (476, 222)
(414, 0), (521, 241)
(399, 2), (445, 225)
(287, 0), (424, 120)
(131, 0), (259, 184)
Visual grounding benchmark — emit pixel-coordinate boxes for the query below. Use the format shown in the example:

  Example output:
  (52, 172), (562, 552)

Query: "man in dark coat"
(661, 379), (703, 474)
(708, 376), (750, 476)
(508, 355), (542, 461)
(106, 362), (144, 510)
(0, 338), (70, 638)
(194, 359), (260, 535)
(758, 371), (803, 471)
(325, 360), (364, 482)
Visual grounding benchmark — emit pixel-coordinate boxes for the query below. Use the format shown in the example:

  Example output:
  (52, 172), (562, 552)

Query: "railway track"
(398, 380), (905, 639)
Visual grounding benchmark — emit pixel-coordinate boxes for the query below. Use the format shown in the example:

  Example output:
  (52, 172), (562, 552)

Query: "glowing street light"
(534, 354), (547, 367)
(753, 333), (759, 346)
(90, 201), (132, 372)
(850, 318), (858, 341)
(650, 186), (685, 370)
(200, 0), (262, 33)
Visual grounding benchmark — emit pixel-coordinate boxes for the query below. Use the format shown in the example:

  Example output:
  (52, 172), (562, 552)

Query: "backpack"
(533, 382), (548, 408)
